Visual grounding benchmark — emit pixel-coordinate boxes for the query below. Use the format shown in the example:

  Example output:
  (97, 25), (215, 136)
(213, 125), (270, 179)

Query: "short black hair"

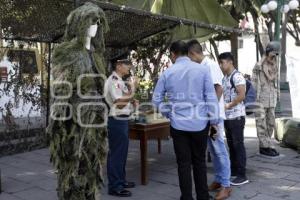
(218, 52), (234, 63)
(187, 39), (203, 54)
(169, 40), (188, 56)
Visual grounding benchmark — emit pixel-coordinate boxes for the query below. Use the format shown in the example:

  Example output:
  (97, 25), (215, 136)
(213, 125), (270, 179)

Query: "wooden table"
(129, 121), (170, 185)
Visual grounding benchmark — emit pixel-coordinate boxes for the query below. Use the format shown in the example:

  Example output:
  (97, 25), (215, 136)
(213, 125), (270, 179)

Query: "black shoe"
(108, 189), (132, 197)
(260, 147), (279, 157)
(123, 181), (135, 188)
(231, 177), (249, 186)
(270, 148), (280, 156)
(259, 148), (272, 156)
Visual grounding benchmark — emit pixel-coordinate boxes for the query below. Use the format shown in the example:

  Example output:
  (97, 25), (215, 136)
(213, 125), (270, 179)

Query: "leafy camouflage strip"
(47, 3), (108, 200)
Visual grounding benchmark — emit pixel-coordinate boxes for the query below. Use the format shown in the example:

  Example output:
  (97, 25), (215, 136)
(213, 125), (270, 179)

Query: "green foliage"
(130, 31), (172, 101)
(0, 46), (47, 157)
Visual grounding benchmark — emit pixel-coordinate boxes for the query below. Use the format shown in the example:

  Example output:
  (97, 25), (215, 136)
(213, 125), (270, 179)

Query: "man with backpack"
(219, 52), (249, 186)
(252, 41), (280, 157)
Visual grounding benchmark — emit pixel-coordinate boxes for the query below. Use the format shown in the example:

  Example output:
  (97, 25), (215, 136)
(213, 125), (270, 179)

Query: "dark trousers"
(224, 117), (247, 178)
(171, 125), (209, 200)
(107, 117), (129, 192)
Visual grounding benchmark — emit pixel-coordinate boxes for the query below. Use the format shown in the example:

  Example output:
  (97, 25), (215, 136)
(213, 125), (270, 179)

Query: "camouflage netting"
(0, 0), (252, 55)
(0, 0), (178, 50)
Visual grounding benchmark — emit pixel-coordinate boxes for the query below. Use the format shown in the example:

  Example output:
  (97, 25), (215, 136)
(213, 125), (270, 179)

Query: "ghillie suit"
(47, 2), (109, 200)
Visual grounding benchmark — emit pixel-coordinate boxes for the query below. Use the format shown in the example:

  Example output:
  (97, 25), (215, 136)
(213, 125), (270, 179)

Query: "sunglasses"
(92, 18), (101, 25)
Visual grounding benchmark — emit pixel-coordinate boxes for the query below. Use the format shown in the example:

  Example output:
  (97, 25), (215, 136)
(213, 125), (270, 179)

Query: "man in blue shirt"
(152, 40), (219, 200)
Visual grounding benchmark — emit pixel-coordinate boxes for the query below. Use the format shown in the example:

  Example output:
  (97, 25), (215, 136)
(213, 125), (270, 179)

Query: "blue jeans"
(107, 117), (129, 192)
(207, 120), (231, 187)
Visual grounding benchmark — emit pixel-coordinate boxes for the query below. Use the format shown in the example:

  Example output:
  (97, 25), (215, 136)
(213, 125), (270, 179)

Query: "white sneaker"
(231, 177), (249, 186)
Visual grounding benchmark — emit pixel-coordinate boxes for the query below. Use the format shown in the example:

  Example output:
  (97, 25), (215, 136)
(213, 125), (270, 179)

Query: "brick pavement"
(0, 119), (299, 200)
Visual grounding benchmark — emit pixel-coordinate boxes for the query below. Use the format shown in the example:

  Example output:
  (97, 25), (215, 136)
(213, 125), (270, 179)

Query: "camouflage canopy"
(111, 0), (239, 41)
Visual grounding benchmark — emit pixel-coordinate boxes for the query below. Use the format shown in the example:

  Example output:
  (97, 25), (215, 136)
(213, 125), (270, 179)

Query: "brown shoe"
(215, 187), (232, 200)
(208, 182), (222, 191)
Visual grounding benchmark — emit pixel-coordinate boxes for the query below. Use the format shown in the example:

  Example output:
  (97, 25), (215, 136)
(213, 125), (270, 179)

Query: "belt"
(109, 115), (130, 118)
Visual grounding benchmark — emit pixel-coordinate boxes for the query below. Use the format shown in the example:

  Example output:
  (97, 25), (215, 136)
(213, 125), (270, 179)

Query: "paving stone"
(241, 178), (298, 198)
(250, 168), (290, 180)
(15, 152), (51, 166)
(13, 187), (58, 200)
(0, 193), (22, 200)
(29, 178), (57, 191)
(286, 183), (300, 200)
(249, 194), (287, 200)
(0, 164), (29, 179)
(133, 181), (180, 199)
(1, 177), (32, 193)
(1, 122), (300, 200)
(0, 157), (51, 173)
(225, 189), (260, 200)
(248, 160), (299, 174)
(33, 148), (50, 156)
(148, 171), (179, 186)
(278, 159), (300, 168)
(283, 174), (300, 182)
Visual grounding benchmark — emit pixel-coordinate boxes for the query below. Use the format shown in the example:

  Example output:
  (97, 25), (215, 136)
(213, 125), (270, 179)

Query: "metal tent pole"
(46, 43), (51, 127)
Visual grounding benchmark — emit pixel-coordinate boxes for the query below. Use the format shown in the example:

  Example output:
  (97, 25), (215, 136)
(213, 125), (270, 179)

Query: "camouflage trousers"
(255, 107), (276, 148)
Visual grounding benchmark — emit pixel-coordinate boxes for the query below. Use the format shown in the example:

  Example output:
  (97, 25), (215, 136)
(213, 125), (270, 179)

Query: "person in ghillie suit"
(47, 2), (109, 200)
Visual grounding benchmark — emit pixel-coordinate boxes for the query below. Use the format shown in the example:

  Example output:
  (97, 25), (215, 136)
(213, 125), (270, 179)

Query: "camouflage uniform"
(47, 3), (109, 200)
(252, 56), (279, 149)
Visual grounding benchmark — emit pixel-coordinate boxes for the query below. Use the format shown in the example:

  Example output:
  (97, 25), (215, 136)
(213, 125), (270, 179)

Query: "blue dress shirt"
(152, 56), (219, 132)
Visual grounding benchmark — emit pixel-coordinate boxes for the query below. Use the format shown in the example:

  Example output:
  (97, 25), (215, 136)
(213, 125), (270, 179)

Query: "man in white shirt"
(105, 59), (138, 197)
(187, 40), (231, 200)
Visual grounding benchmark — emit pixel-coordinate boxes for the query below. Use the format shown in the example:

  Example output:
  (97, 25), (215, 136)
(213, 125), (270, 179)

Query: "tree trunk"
(286, 12), (300, 46)
(244, 0), (265, 56)
(251, 13), (264, 56)
(209, 39), (219, 60)
(230, 33), (239, 68)
(266, 20), (274, 41)
(0, 23), (3, 48)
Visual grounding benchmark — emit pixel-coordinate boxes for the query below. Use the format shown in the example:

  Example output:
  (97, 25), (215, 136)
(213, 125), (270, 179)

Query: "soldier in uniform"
(252, 41), (280, 157)
(105, 59), (139, 197)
